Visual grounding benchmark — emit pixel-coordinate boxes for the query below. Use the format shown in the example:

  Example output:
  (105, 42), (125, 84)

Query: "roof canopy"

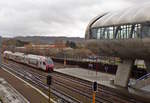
(92, 3), (150, 28)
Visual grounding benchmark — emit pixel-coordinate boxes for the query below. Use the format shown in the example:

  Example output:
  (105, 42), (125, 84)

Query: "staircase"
(129, 73), (150, 92)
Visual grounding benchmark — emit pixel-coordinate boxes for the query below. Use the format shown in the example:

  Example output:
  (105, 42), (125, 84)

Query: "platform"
(55, 68), (115, 85)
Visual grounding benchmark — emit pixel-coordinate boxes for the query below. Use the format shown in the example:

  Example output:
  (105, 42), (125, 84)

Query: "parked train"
(3, 51), (54, 72)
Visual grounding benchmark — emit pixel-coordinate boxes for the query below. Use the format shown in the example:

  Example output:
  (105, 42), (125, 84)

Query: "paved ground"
(55, 68), (115, 85)
(0, 68), (49, 103)
(0, 78), (29, 103)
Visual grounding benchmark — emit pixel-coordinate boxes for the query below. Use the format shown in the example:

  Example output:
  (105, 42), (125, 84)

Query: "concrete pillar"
(114, 60), (133, 87)
(145, 61), (150, 73)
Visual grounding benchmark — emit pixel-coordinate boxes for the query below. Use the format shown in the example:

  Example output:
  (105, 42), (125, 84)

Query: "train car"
(3, 51), (54, 72)
(11, 52), (25, 63)
(3, 51), (12, 59)
(85, 3), (150, 72)
(25, 54), (54, 72)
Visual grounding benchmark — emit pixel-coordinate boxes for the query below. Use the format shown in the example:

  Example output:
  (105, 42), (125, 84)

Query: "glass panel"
(46, 58), (53, 64)
(116, 26), (121, 39)
(91, 28), (97, 39)
(116, 25), (132, 39)
(127, 25), (132, 38)
(141, 24), (150, 38)
(109, 27), (113, 39)
(132, 24), (141, 38)
(100, 28), (105, 39)
(104, 28), (109, 39)
(97, 28), (101, 39)
(90, 24), (140, 40)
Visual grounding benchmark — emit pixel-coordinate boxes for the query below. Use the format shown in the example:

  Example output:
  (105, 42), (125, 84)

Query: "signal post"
(92, 81), (98, 103)
(47, 75), (52, 103)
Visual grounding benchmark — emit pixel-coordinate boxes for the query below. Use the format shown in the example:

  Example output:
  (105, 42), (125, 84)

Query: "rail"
(2, 59), (146, 103)
(1, 63), (81, 103)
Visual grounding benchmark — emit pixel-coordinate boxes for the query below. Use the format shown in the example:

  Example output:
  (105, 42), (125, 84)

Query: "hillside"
(2, 38), (30, 47)
(13, 36), (84, 44)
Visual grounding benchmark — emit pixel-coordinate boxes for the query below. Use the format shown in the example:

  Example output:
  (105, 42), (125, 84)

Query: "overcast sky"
(0, 0), (148, 38)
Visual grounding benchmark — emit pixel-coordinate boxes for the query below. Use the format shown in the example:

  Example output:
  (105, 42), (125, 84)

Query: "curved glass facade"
(90, 23), (150, 39)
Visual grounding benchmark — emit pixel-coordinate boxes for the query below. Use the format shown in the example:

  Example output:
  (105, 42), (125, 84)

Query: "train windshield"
(46, 58), (53, 64)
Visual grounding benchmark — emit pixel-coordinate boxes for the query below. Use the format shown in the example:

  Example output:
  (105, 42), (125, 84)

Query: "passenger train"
(3, 51), (54, 72)
(85, 3), (150, 72)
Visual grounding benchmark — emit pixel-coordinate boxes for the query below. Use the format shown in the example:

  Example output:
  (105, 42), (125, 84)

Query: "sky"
(0, 0), (148, 38)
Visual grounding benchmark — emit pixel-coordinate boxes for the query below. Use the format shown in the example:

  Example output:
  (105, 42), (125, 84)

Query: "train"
(3, 51), (54, 72)
(85, 3), (150, 72)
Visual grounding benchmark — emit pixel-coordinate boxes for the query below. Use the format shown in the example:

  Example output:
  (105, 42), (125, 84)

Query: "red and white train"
(3, 51), (54, 72)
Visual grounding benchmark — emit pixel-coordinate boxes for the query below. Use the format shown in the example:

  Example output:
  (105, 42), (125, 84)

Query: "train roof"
(91, 3), (150, 28)
(4, 51), (12, 54)
(26, 54), (46, 60)
(13, 52), (25, 57)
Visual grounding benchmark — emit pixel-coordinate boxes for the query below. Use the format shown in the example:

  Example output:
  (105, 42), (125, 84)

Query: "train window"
(43, 62), (46, 65)
(46, 59), (53, 64)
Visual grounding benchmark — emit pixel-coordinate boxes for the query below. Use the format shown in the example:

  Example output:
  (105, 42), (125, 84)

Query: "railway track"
(52, 72), (143, 103)
(2, 61), (105, 103)
(3, 60), (110, 102)
(2, 62), (80, 103)
(2, 60), (145, 103)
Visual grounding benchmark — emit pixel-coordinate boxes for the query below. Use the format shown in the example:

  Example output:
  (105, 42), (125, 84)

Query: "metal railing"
(53, 55), (121, 65)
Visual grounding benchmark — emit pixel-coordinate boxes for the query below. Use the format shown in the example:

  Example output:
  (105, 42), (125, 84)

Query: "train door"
(38, 60), (42, 69)
(41, 61), (46, 70)
(24, 56), (28, 64)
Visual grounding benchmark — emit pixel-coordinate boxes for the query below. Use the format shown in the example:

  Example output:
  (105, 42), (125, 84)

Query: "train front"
(45, 58), (54, 72)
